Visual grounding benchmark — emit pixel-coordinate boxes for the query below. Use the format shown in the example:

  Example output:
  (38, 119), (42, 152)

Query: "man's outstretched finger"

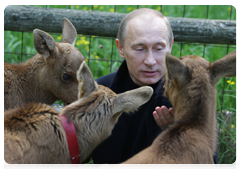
(155, 107), (169, 127)
(160, 106), (174, 124)
(153, 110), (163, 127)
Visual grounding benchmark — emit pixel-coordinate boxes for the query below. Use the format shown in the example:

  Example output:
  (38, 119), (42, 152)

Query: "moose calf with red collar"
(4, 61), (153, 164)
(122, 51), (236, 164)
(4, 18), (85, 110)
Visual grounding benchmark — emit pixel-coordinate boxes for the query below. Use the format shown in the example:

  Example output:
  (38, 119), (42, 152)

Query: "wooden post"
(4, 5), (236, 45)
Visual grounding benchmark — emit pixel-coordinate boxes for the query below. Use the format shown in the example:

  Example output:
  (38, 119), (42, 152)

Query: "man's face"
(116, 15), (173, 86)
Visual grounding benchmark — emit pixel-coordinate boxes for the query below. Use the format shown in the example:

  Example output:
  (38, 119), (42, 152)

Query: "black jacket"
(92, 60), (218, 164)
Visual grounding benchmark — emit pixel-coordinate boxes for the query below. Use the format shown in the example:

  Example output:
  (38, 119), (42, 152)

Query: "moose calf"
(122, 51), (236, 164)
(4, 18), (85, 110)
(4, 61), (153, 164)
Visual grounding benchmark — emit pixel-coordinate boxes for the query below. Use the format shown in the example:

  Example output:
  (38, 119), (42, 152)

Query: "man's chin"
(139, 78), (160, 86)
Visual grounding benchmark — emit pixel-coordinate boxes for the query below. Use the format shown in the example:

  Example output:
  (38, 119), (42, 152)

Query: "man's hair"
(117, 8), (174, 47)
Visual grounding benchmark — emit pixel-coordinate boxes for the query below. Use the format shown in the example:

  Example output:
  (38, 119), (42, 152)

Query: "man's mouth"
(142, 71), (157, 77)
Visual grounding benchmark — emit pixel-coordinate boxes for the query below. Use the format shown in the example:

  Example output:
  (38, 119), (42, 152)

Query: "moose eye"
(62, 73), (72, 82)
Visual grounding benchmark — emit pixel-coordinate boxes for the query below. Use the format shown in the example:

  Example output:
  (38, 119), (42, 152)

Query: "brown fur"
(4, 18), (85, 110)
(122, 50), (236, 164)
(4, 61), (153, 164)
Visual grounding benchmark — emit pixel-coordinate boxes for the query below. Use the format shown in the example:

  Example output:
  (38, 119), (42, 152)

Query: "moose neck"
(174, 69), (217, 130)
(74, 125), (96, 163)
(169, 67), (218, 154)
(70, 118), (109, 163)
(22, 55), (57, 104)
(63, 99), (111, 164)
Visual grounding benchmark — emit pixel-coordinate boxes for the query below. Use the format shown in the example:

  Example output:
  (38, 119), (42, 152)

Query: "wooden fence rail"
(4, 5), (236, 45)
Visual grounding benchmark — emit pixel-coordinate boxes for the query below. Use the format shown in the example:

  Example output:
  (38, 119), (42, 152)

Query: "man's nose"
(144, 51), (156, 66)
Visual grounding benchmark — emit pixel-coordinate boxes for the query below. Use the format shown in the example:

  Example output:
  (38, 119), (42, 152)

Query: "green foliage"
(78, 158), (96, 169)
(4, 5), (236, 164)
(217, 90), (236, 164)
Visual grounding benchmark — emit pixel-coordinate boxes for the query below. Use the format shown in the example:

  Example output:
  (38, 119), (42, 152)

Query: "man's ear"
(168, 38), (174, 53)
(116, 39), (125, 59)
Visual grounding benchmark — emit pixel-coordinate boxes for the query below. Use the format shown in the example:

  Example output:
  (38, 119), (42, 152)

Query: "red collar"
(60, 114), (81, 164)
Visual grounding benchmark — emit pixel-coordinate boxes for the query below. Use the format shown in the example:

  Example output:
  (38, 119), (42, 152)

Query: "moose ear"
(112, 86), (153, 115)
(210, 50), (236, 84)
(77, 61), (98, 99)
(62, 18), (77, 46)
(164, 53), (188, 84)
(33, 29), (56, 59)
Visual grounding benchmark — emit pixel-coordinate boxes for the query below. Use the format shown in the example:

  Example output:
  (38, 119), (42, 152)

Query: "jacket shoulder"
(96, 72), (117, 88)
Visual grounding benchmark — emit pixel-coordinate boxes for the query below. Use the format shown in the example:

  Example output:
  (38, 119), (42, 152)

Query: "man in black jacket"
(92, 8), (218, 164)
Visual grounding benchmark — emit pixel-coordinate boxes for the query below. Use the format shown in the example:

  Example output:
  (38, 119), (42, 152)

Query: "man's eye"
(136, 48), (143, 51)
(155, 47), (163, 51)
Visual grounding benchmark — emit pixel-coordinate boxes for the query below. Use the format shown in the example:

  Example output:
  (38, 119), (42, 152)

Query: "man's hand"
(153, 106), (174, 129)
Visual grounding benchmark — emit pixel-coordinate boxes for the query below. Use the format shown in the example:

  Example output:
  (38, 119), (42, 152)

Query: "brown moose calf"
(122, 51), (236, 164)
(4, 18), (85, 110)
(4, 61), (153, 164)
